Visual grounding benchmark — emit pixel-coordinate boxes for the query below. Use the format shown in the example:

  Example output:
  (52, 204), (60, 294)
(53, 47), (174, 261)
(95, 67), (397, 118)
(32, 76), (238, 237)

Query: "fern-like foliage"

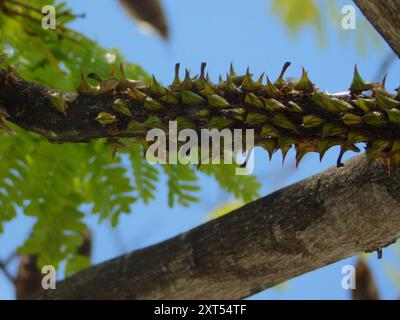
(127, 144), (159, 204)
(82, 141), (136, 227)
(0, 1), (261, 274)
(163, 164), (200, 207)
(200, 164), (261, 203)
(0, 132), (32, 232)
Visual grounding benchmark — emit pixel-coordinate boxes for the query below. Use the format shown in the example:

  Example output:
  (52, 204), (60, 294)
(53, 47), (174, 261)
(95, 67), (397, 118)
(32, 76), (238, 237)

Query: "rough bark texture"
(355, 0), (400, 57)
(3, 0), (400, 300)
(32, 155), (400, 299)
(2, 68), (400, 173)
(0, 68), (379, 145)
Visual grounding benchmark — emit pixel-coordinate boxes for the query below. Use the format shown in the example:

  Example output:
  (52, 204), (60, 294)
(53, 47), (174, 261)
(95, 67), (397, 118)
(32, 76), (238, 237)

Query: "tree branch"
(354, 0), (400, 57)
(1, 68), (400, 172)
(31, 155), (400, 299)
(5, 0), (400, 299)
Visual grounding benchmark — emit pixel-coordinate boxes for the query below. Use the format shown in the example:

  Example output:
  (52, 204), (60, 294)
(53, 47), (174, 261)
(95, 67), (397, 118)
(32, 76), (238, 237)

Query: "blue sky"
(1, 0), (400, 300)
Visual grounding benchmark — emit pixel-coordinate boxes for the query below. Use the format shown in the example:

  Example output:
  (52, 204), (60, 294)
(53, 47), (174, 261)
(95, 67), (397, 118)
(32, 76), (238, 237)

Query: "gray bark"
(355, 0), (400, 57)
(32, 155), (400, 299)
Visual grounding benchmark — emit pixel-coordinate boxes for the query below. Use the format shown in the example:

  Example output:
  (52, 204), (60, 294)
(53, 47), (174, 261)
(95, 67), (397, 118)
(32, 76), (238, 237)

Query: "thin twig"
(4, 252), (17, 265)
(1, 5), (82, 45)
(0, 260), (15, 284)
(5, 0), (85, 18)
(5, 0), (41, 14)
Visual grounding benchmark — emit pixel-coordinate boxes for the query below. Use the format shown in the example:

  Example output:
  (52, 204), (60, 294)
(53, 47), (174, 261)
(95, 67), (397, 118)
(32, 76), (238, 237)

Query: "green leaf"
(128, 144), (159, 204)
(163, 164), (200, 207)
(200, 164), (260, 203)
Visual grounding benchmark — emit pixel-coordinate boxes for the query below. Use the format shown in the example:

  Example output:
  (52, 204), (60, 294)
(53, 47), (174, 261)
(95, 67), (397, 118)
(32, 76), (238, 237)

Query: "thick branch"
(32, 155), (400, 299)
(354, 0), (400, 57)
(2, 68), (400, 171)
